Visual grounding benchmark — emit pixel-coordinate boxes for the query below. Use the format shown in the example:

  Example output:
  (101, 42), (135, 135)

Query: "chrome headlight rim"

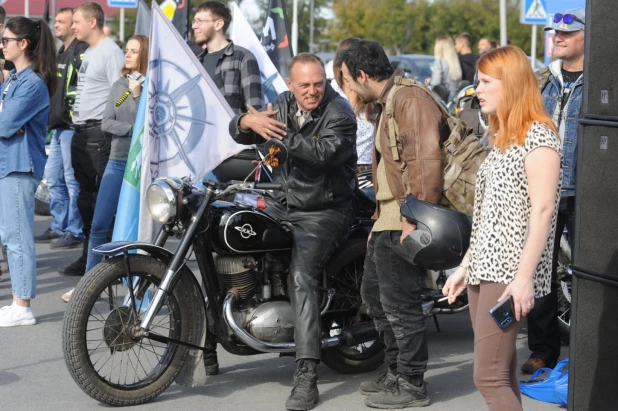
(146, 178), (181, 224)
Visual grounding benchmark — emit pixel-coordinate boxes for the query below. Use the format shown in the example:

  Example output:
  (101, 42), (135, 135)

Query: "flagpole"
(500, 0), (507, 46)
(120, 7), (125, 42)
(309, 0), (314, 54)
(25, 0), (30, 18)
(292, 0), (298, 55)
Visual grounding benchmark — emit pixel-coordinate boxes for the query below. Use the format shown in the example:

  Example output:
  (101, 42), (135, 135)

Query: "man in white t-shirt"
(57, 2), (124, 281)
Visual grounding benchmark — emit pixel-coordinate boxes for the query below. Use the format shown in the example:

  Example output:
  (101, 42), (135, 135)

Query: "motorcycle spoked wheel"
(557, 234), (572, 335)
(62, 255), (199, 406)
(321, 237), (385, 374)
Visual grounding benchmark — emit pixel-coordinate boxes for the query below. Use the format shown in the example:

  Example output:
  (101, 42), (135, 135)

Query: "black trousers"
(526, 196), (575, 367)
(361, 230), (428, 380)
(265, 203), (352, 359)
(71, 126), (111, 247)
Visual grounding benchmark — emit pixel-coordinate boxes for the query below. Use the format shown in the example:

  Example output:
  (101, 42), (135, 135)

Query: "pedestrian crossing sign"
(521, 0), (548, 24)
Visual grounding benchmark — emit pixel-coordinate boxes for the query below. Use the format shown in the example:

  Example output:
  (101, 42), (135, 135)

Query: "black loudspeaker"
(568, 275), (618, 411)
(573, 120), (618, 279)
(582, 0), (618, 119)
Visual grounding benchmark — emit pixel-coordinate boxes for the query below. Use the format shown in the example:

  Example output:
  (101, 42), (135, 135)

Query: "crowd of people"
(0, 1), (586, 410)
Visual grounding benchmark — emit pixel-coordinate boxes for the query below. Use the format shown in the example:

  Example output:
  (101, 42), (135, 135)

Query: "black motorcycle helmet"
(400, 195), (472, 270)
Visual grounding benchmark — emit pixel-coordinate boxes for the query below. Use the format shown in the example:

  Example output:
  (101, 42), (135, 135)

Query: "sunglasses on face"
(553, 13), (585, 26)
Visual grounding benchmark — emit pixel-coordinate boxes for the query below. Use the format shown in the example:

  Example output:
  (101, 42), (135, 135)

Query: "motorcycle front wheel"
(62, 255), (199, 406)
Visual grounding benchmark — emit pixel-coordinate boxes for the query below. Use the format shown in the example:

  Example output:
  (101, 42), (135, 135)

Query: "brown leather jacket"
(371, 72), (449, 221)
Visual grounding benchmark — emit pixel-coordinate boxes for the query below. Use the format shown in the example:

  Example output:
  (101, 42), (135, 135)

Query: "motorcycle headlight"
(146, 179), (179, 224)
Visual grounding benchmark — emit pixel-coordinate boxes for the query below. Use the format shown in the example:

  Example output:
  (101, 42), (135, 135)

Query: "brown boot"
(521, 358), (548, 374)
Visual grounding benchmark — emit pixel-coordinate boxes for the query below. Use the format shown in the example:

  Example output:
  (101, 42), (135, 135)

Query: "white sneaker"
(0, 305), (37, 327)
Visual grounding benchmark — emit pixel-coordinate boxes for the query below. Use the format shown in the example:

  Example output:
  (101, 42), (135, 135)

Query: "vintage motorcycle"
(62, 145), (470, 405)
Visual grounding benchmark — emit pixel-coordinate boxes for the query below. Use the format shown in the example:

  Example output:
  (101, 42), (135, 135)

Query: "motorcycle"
(62, 146), (469, 405)
(62, 171), (386, 405)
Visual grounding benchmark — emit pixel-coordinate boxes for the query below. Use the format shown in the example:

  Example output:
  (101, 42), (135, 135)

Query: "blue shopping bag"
(519, 358), (569, 406)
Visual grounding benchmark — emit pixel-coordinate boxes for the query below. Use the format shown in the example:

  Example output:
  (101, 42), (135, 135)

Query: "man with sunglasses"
(522, 7), (585, 375)
(192, 1), (263, 115)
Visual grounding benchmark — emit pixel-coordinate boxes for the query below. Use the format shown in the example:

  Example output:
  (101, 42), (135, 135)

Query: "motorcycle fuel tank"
(213, 206), (293, 254)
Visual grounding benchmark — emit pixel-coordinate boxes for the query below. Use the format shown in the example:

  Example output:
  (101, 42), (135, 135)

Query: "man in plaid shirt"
(193, 1), (264, 114)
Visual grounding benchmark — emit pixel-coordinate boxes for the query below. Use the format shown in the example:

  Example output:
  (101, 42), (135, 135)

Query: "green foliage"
(331, 0), (545, 59)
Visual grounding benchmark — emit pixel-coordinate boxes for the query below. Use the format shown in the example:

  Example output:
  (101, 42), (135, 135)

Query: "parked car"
(388, 54), (435, 83)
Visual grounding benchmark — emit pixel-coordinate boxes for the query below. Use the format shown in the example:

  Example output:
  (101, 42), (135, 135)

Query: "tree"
(331, 0), (545, 60)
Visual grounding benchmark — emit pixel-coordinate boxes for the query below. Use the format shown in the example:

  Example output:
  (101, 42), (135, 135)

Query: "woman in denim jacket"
(0, 17), (57, 327)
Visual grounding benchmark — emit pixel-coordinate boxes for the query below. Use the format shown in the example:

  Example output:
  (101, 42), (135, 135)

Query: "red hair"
(477, 46), (557, 151)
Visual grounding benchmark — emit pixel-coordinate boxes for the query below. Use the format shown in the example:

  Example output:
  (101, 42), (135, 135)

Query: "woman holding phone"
(442, 46), (562, 411)
(62, 35), (149, 302)
(0, 17), (57, 326)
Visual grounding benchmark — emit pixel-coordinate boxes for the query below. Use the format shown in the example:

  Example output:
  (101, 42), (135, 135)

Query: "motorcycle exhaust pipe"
(223, 291), (379, 353)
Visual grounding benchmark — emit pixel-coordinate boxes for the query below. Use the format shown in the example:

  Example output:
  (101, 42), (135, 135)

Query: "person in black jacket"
(35, 7), (89, 248)
(229, 53), (357, 411)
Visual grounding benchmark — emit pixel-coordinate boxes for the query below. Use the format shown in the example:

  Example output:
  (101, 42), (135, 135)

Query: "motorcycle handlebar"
(253, 183), (282, 190)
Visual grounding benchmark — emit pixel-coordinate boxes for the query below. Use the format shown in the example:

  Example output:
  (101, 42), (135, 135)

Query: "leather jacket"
(230, 82), (358, 211)
(371, 71), (448, 221)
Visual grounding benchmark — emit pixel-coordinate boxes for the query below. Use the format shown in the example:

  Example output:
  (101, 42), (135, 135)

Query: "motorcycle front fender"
(92, 241), (173, 261)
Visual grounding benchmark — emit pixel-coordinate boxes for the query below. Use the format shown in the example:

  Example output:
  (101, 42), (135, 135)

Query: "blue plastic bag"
(519, 358), (569, 406)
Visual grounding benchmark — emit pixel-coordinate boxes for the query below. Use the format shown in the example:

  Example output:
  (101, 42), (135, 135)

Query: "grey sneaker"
(50, 233), (82, 249)
(364, 377), (430, 409)
(35, 227), (61, 242)
(360, 371), (398, 395)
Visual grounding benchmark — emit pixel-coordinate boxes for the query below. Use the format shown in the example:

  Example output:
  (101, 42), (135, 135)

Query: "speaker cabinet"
(574, 120), (618, 279)
(582, 0), (618, 119)
(568, 275), (618, 411)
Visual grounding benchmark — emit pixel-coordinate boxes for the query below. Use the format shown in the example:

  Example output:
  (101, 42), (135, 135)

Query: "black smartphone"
(489, 295), (515, 329)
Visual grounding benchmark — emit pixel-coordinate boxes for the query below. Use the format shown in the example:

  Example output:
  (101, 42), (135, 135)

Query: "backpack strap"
(536, 66), (551, 92)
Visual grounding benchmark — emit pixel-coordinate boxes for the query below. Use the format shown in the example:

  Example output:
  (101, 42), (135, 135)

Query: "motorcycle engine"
(215, 256), (258, 301)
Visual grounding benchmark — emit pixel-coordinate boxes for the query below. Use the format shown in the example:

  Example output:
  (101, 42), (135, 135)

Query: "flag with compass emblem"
(129, 3), (248, 242)
(230, 2), (288, 103)
(261, 0), (294, 79)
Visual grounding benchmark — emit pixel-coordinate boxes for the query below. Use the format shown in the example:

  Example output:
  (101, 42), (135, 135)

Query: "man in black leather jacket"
(229, 53), (357, 411)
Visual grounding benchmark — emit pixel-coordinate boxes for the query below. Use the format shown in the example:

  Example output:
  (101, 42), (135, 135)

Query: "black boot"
(58, 235), (88, 276)
(286, 359), (319, 411)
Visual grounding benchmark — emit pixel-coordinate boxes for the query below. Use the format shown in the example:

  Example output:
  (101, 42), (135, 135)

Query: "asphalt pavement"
(0, 215), (568, 411)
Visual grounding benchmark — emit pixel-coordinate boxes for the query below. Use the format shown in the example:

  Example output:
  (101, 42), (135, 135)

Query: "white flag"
(138, 4), (248, 241)
(229, 2), (289, 103)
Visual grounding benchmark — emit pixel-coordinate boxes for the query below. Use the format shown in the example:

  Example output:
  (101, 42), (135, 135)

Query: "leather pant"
(264, 202), (352, 360)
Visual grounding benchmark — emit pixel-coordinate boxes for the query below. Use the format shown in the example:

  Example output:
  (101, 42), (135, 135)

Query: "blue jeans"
(0, 173), (39, 299)
(85, 159), (126, 272)
(46, 128), (83, 238)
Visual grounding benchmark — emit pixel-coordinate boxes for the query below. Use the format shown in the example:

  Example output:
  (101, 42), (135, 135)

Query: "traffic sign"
(521, 0), (548, 24)
(108, 0), (138, 8)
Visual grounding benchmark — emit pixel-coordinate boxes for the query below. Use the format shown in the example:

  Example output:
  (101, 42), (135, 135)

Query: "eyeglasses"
(1, 37), (21, 46)
(192, 18), (221, 26)
(553, 13), (585, 26)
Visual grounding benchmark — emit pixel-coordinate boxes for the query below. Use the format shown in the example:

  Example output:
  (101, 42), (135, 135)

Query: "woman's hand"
(442, 266), (467, 305)
(498, 276), (535, 322)
(128, 78), (142, 98)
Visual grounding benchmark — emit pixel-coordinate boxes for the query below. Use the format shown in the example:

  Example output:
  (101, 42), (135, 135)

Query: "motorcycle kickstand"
(432, 314), (441, 332)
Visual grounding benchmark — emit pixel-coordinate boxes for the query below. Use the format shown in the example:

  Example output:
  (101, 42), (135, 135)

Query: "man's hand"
(400, 219), (417, 245)
(240, 103), (287, 141)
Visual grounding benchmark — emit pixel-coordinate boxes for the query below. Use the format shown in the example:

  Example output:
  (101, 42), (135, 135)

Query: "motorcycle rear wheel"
(321, 237), (385, 374)
(62, 255), (199, 406)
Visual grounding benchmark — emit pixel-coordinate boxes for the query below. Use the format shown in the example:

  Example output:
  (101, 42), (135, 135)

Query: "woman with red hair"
(443, 45), (562, 411)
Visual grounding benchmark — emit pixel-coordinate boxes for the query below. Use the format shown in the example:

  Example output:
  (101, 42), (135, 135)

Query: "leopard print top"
(466, 122), (562, 297)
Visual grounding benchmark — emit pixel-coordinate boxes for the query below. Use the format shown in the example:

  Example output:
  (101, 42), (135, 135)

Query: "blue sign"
(521, 0), (548, 25)
(108, 0), (138, 7)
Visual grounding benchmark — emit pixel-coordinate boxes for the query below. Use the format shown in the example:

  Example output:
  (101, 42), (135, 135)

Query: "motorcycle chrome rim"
(84, 274), (181, 389)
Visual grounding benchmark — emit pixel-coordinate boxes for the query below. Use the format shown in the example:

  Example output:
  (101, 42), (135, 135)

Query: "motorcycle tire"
(321, 237), (385, 374)
(62, 255), (200, 406)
